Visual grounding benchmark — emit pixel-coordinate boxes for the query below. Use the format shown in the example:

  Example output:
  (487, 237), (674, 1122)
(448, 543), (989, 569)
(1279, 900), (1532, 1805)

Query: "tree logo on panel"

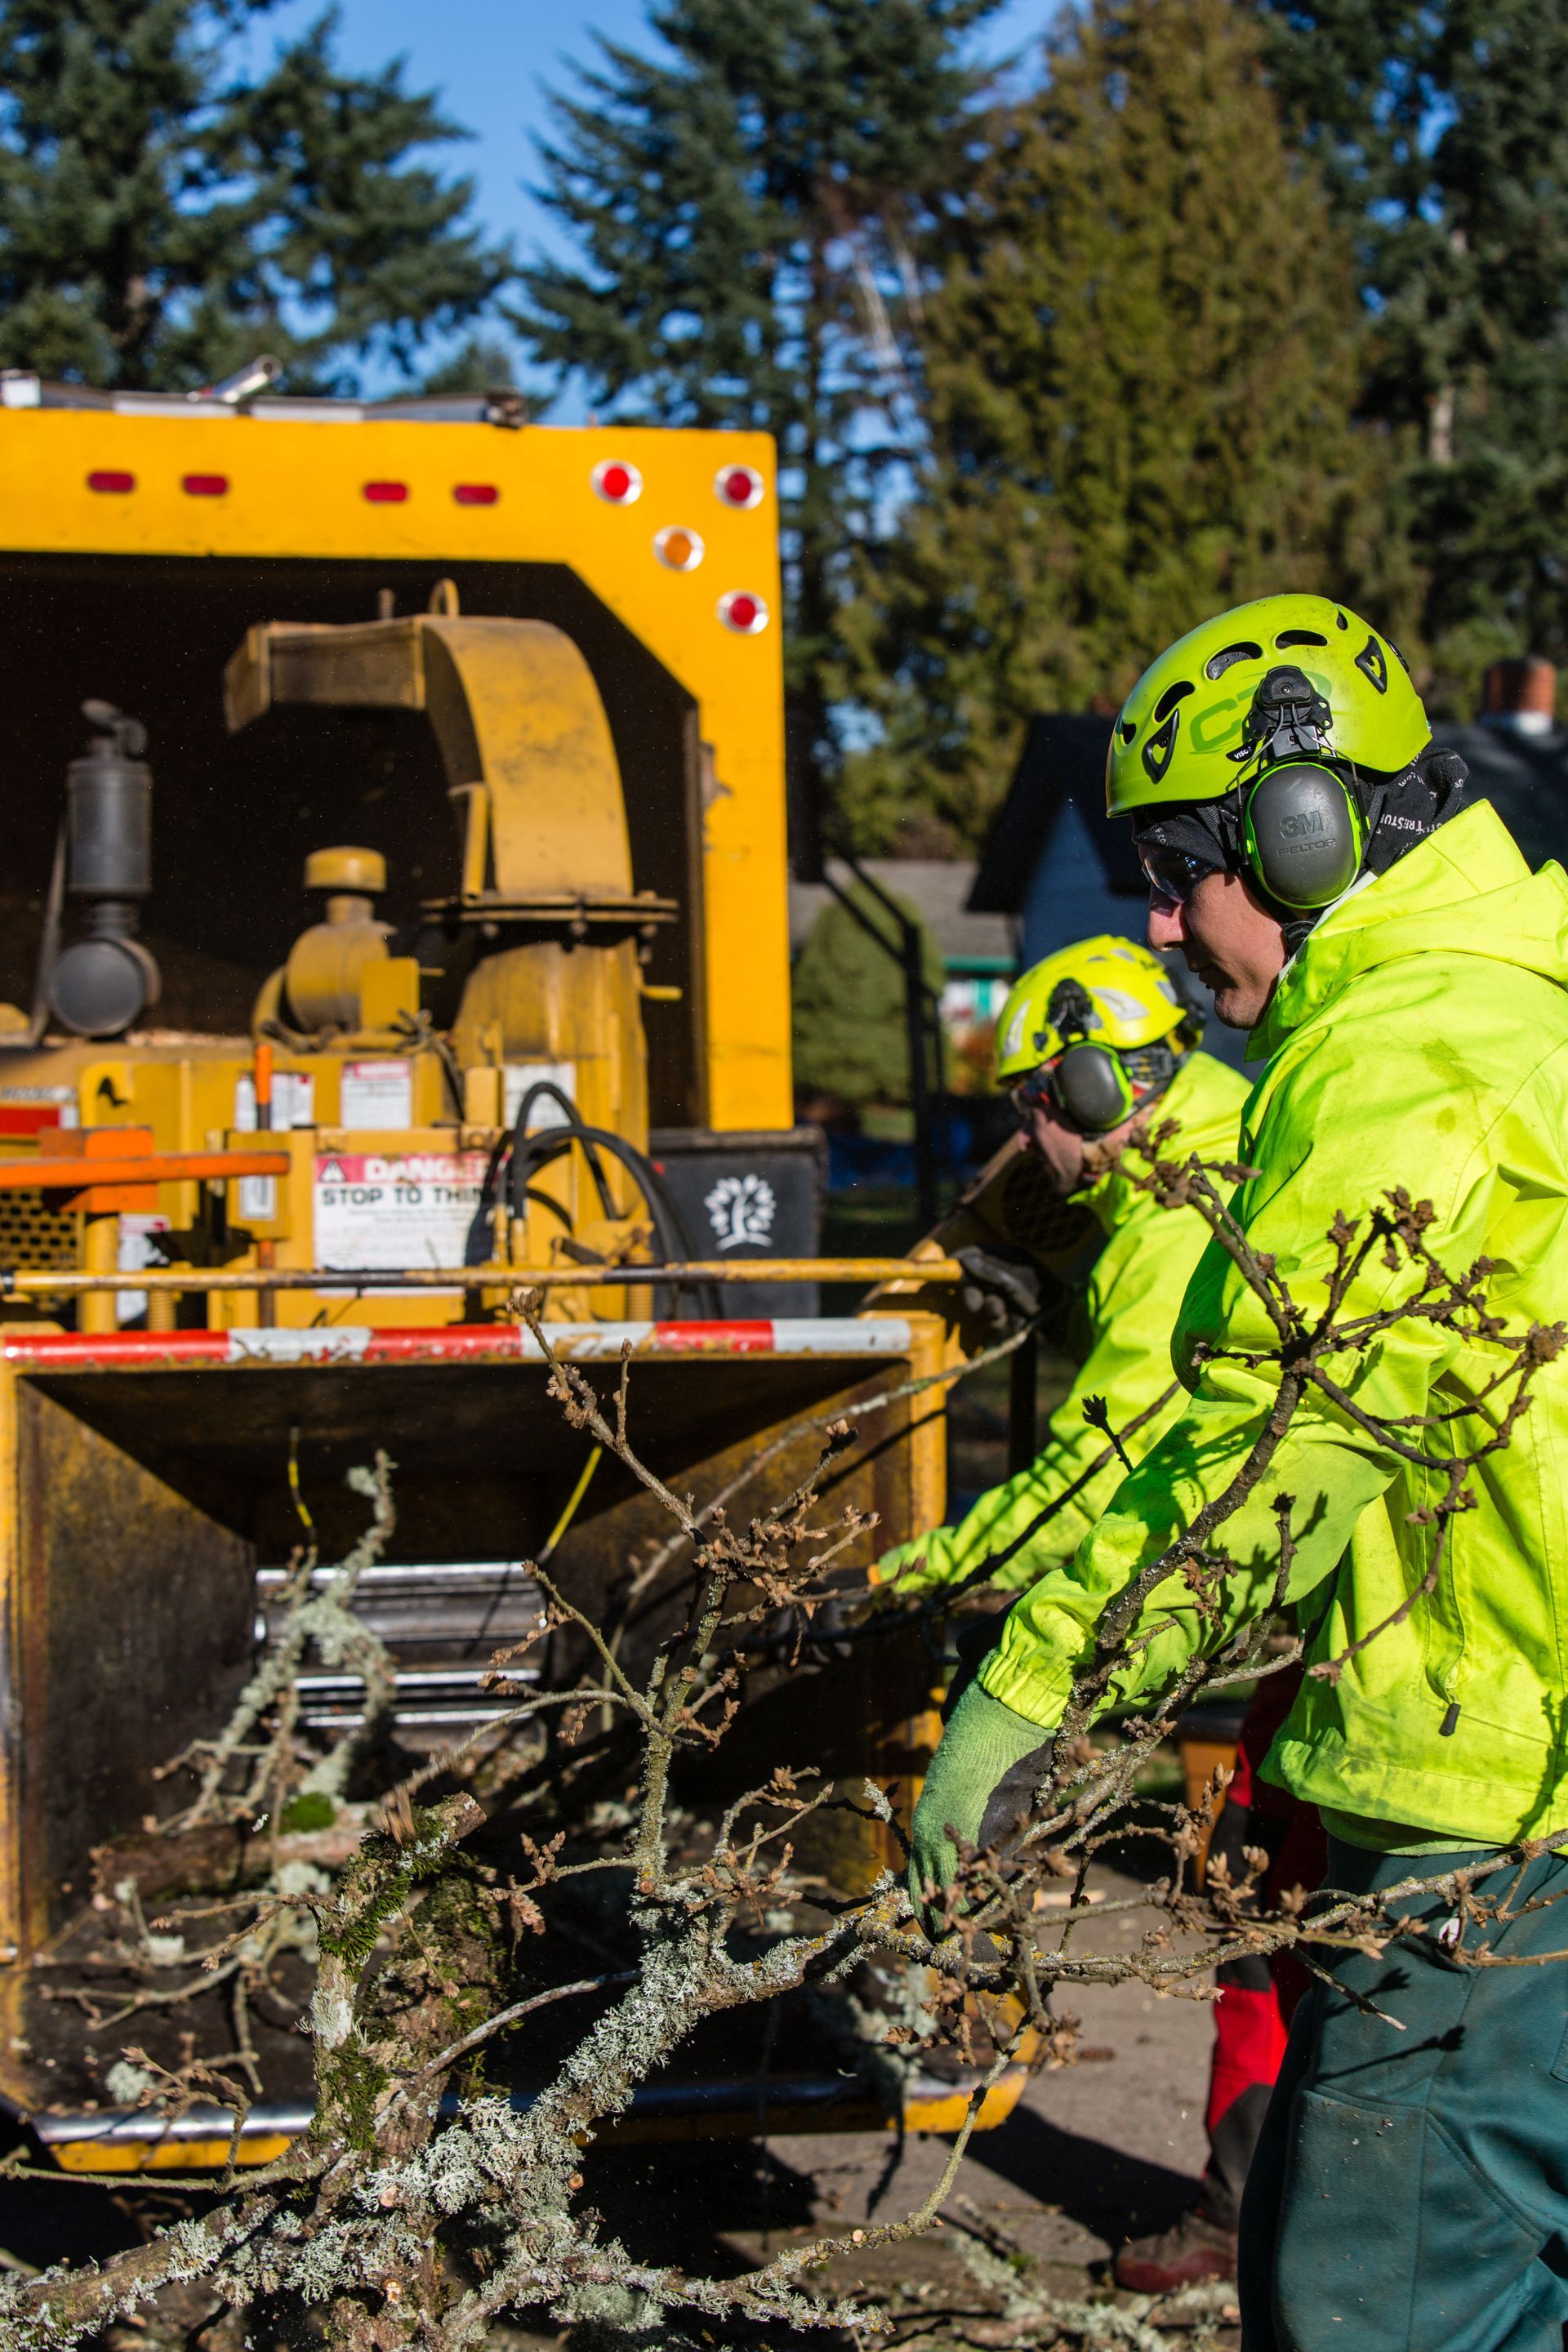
(703, 1172), (776, 1250)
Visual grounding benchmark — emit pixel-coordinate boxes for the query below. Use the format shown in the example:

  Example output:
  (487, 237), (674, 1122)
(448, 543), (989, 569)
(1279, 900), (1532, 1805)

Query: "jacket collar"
(1249, 800), (1568, 1059)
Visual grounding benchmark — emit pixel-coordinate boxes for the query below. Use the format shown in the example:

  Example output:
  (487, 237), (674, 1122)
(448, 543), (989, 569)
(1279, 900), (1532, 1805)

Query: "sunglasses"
(1138, 842), (1224, 904)
(1009, 1064), (1054, 1119)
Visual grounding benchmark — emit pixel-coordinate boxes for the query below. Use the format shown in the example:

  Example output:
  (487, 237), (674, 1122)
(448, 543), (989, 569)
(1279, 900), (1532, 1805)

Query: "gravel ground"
(749, 1860), (1218, 2276)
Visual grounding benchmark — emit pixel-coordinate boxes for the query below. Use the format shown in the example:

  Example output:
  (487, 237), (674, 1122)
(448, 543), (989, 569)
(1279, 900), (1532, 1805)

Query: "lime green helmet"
(996, 936), (1193, 1134)
(1107, 593), (1428, 817)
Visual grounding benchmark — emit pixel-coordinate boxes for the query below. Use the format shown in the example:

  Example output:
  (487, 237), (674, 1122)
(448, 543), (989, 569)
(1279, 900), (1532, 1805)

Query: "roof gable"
(969, 715), (1135, 914)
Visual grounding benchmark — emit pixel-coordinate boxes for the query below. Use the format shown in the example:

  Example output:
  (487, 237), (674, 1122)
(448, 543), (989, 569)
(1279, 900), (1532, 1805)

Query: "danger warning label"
(314, 1151), (490, 1285)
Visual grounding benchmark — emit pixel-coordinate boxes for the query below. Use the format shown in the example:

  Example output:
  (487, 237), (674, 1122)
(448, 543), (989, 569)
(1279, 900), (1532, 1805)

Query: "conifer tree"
(514, 0), (1002, 862)
(1254, 0), (1568, 700)
(837, 0), (1399, 852)
(0, 1), (512, 394)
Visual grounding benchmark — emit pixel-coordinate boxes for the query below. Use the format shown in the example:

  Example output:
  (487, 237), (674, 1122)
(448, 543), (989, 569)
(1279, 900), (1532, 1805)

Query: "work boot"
(1111, 2203), (1237, 2292)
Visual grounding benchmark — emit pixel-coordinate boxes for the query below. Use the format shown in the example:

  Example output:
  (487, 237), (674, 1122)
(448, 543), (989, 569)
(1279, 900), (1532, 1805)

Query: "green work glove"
(874, 1526), (960, 1597)
(907, 1680), (1055, 1927)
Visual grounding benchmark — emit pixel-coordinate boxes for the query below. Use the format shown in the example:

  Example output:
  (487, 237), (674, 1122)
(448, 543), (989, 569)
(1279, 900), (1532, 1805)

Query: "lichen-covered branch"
(6, 1153), (1563, 2350)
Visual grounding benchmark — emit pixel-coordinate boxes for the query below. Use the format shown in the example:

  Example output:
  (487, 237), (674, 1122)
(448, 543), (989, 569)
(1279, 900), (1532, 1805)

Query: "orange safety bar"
(0, 1149), (290, 1193)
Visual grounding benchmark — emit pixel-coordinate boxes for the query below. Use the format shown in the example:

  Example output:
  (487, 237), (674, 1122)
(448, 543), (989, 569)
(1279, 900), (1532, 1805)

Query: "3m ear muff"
(1232, 662), (1369, 913)
(1049, 1044), (1136, 1134)
(1241, 763), (1366, 912)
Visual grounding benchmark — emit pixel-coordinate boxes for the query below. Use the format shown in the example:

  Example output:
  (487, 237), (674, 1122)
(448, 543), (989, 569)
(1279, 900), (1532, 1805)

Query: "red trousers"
(1200, 1667), (1325, 2226)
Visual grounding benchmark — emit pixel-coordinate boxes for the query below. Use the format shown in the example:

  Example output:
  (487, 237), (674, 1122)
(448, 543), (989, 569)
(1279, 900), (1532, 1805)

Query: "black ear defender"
(1236, 666), (1366, 913)
(1242, 763), (1366, 911)
(1032, 977), (1138, 1134)
(1050, 1045), (1136, 1133)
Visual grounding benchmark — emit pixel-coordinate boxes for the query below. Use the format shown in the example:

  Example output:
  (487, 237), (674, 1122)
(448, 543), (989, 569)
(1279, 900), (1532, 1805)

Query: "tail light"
(715, 463), (764, 509)
(718, 590), (768, 635)
(592, 458), (642, 504)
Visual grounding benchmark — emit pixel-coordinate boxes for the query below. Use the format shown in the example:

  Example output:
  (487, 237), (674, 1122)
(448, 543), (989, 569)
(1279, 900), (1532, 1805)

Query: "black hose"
(472, 1080), (612, 1237)
(511, 1121), (724, 1319)
(488, 1083), (724, 1317)
(510, 1081), (617, 1218)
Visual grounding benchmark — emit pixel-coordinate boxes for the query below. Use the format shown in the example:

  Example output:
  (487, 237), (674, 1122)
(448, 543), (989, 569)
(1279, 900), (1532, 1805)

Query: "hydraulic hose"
(509, 1081), (617, 1219)
(494, 1086), (724, 1317)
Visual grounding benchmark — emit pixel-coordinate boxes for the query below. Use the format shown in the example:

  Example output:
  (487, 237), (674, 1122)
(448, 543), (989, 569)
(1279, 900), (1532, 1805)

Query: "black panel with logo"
(648, 1127), (826, 1318)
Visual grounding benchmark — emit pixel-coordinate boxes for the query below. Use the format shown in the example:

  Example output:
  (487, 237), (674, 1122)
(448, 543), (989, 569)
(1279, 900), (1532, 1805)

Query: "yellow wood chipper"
(0, 374), (1062, 2170)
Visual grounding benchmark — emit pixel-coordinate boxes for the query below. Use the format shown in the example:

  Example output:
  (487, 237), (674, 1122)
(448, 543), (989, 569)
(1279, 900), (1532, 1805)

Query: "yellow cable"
(539, 1444), (602, 1564)
(287, 1423), (316, 1544)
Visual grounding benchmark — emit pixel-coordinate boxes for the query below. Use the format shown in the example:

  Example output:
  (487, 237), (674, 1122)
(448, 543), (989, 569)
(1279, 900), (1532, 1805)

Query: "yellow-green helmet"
(995, 936), (1186, 1081)
(1107, 594), (1429, 817)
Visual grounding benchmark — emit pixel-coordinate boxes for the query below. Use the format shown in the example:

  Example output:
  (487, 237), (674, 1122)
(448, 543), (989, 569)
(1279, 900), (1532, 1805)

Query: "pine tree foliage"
(0, 1), (513, 392)
(514, 0), (1003, 846)
(1255, 0), (1568, 698)
(836, 0), (1401, 853)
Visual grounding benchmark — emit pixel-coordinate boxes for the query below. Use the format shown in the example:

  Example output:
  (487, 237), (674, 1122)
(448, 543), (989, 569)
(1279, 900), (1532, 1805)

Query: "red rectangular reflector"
(453, 483), (499, 506)
(87, 470), (134, 493)
(182, 472), (228, 497)
(0, 1108), (59, 1135)
(363, 481), (408, 503)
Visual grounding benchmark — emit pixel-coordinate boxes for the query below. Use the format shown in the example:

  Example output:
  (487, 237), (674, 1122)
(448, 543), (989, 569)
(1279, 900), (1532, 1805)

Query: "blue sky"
(238, 0), (1059, 401)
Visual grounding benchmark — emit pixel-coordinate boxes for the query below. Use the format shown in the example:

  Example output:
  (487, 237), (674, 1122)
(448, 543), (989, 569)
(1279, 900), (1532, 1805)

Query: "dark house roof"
(1428, 725), (1568, 871)
(968, 714), (1568, 917)
(969, 715), (1125, 914)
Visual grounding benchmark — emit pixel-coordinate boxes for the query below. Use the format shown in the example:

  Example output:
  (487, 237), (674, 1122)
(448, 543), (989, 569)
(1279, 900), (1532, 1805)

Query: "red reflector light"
(453, 483), (499, 506)
(182, 472), (228, 497)
(715, 462), (764, 509)
(363, 481), (408, 504)
(0, 1107), (60, 1136)
(718, 589), (769, 635)
(87, 470), (134, 494)
(592, 457), (642, 505)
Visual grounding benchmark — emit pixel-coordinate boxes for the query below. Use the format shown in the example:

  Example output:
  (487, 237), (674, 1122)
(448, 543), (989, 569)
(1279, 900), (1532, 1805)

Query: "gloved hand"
(955, 1245), (1042, 1338)
(907, 1680), (1055, 1929)
(873, 1526), (960, 1597)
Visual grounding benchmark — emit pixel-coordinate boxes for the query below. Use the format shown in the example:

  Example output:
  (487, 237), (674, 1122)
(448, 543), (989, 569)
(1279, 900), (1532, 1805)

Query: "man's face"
(1018, 1086), (1143, 1196)
(1147, 869), (1287, 1030)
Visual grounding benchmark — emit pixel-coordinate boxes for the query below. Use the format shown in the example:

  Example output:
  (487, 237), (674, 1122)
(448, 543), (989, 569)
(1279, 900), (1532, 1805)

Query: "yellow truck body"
(0, 381), (1004, 2167)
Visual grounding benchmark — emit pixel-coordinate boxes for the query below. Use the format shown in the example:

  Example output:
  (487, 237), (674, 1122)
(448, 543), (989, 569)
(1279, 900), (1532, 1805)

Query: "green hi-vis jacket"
(882, 1050), (1249, 1598)
(981, 801), (1568, 1846)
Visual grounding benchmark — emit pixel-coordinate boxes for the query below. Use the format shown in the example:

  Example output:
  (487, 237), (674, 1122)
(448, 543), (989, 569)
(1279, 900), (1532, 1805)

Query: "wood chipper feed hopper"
(0, 390), (1036, 2167)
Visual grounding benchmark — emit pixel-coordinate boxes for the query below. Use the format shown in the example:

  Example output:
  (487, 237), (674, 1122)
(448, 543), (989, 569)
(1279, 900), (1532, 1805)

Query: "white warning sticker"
(504, 1062), (577, 1129)
(234, 1070), (315, 1132)
(314, 1151), (490, 1288)
(118, 1210), (172, 1325)
(340, 1059), (412, 1130)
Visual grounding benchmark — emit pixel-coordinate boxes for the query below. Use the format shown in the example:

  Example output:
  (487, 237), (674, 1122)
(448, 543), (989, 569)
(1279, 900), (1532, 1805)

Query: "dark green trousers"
(1239, 1838), (1568, 2352)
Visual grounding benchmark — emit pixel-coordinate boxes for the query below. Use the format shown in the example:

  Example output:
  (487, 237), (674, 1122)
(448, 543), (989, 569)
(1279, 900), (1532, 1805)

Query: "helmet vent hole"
(1276, 629), (1328, 649)
(1119, 719), (1136, 743)
(1152, 679), (1195, 723)
(1336, 611), (1350, 630)
(1204, 641), (1262, 679)
(1354, 634), (1388, 693)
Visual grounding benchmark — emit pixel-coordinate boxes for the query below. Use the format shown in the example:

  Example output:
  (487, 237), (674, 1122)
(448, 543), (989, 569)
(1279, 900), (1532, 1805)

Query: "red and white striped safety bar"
(0, 1318), (916, 1374)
